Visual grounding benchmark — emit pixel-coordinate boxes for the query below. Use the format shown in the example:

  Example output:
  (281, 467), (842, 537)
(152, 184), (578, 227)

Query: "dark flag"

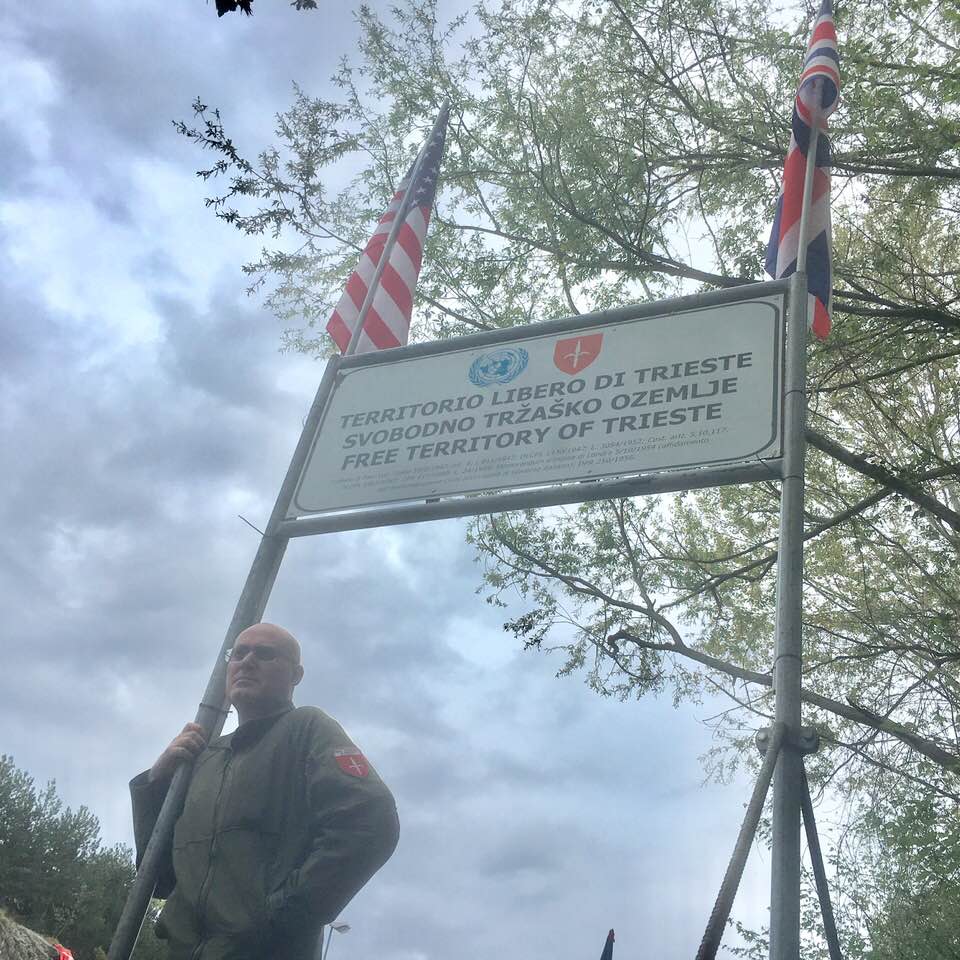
(215, 0), (252, 15)
(600, 928), (615, 960)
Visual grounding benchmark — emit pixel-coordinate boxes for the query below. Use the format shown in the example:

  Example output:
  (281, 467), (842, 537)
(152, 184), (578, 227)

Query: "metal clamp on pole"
(757, 725), (819, 756)
(198, 701), (231, 717)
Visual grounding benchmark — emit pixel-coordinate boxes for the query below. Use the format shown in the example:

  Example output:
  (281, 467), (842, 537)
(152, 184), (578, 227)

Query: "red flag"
(326, 105), (449, 354)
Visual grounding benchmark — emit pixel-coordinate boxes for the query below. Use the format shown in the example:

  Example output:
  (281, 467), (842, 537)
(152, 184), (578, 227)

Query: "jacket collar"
(223, 702), (294, 750)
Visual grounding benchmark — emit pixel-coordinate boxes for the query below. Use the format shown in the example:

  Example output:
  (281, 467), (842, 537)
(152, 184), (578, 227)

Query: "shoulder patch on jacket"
(334, 748), (370, 778)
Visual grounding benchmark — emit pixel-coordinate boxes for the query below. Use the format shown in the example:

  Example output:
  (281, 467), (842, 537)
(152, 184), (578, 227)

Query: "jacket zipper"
(191, 749), (234, 960)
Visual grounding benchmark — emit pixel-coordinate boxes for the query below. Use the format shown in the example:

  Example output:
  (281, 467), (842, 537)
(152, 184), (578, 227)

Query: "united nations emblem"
(468, 347), (529, 386)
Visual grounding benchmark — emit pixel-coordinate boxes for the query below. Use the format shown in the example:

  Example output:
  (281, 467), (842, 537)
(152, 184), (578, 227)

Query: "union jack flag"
(326, 104), (449, 354)
(765, 0), (840, 339)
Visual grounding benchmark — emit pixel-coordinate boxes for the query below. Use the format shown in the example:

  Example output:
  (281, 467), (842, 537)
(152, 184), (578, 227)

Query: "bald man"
(130, 623), (399, 960)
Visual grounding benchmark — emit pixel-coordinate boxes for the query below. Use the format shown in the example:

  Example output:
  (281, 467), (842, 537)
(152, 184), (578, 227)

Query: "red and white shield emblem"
(554, 333), (603, 374)
(334, 749), (369, 778)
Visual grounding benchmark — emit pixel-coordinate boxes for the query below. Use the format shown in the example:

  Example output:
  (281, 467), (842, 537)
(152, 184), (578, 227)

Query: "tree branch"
(608, 629), (960, 772)
(807, 429), (960, 533)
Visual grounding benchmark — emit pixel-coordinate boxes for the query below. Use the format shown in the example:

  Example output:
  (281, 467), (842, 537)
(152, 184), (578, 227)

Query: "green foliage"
(177, 0), (960, 955)
(830, 782), (960, 960)
(0, 756), (164, 960)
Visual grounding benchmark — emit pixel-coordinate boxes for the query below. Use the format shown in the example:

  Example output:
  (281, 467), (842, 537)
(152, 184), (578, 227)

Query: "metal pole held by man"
(108, 101), (451, 960)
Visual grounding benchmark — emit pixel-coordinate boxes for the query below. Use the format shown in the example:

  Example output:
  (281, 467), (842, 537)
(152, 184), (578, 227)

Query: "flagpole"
(345, 102), (449, 358)
(769, 88), (821, 960)
(107, 357), (342, 960)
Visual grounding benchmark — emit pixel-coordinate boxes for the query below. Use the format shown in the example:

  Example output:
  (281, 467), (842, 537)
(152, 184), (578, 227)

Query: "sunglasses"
(224, 645), (295, 664)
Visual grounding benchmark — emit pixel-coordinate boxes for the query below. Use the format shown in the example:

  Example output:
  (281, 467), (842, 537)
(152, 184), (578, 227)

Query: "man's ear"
(292, 664), (305, 686)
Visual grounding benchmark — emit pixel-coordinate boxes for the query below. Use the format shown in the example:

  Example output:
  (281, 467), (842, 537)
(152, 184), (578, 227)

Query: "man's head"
(225, 622), (304, 723)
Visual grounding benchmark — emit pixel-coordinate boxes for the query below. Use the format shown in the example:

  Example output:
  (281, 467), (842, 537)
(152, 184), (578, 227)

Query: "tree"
(0, 756), (165, 960)
(836, 784), (960, 960)
(176, 0), (960, 952)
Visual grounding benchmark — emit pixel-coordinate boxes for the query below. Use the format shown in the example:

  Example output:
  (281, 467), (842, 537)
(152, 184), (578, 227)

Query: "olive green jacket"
(131, 705), (399, 960)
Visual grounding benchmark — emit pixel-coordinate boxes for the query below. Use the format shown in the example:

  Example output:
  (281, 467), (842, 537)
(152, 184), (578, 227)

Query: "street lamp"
(319, 921), (351, 960)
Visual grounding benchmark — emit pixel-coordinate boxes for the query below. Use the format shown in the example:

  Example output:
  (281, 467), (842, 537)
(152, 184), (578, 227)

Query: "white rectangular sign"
(290, 294), (783, 517)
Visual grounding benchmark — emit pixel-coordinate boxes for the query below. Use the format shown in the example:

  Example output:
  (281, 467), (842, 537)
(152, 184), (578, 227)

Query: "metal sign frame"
(282, 279), (789, 538)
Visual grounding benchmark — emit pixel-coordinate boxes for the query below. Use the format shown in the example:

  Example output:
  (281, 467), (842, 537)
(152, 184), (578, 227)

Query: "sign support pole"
(107, 357), (341, 960)
(769, 108), (820, 959)
(769, 268), (807, 960)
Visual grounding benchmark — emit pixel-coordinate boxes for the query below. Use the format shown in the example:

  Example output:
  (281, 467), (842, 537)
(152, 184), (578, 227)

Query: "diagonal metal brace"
(756, 726), (843, 960)
(801, 767), (843, 960)
(695, 722), (787, 960)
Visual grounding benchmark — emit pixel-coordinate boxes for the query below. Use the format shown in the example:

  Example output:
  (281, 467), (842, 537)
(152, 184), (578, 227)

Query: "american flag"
(765, 0), (840, 339)
(326, 104), (449, 354)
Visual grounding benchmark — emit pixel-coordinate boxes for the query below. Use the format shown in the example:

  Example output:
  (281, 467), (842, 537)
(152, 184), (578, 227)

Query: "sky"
(1, 2), (770, 958)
